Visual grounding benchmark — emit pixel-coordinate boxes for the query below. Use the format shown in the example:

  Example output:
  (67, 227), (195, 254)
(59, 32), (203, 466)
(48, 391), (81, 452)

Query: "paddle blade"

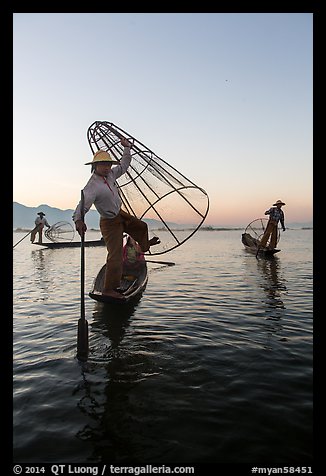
(77, 318), (88, 361)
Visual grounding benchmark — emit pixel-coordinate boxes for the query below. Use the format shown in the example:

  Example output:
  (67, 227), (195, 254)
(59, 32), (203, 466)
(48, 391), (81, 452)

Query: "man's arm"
(112, 137), (133, 179)
(73, 186), (96, 236)
(280, 211), (286, 231)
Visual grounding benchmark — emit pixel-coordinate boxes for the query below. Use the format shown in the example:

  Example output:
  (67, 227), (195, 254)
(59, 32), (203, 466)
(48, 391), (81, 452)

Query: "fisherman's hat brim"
(85, 149), (119, 165)
(84, 159), (119, 165)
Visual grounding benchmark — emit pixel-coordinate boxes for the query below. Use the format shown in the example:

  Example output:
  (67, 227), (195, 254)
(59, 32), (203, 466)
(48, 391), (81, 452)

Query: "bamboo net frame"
(87, 121), (209, 256)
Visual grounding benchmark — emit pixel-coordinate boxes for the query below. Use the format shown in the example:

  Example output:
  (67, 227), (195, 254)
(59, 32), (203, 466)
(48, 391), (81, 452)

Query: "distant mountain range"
(12, 202), (181, 230)
(13, 202), (313, 230)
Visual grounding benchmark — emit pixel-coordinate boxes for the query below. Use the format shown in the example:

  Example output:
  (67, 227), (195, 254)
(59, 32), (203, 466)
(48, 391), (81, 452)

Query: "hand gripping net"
(87, 121), (209, 256)
(45, 221), (75, 243)
(244, 218), (280, 246)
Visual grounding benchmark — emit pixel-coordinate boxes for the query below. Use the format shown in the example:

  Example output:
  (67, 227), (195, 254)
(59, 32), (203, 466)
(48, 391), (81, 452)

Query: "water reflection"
(242, 254), (289, 351)
(256, 257), (287, 319)
(73, 298), (144, 462)
(31, 249), (55, 300)
(90, 300), (140, 360)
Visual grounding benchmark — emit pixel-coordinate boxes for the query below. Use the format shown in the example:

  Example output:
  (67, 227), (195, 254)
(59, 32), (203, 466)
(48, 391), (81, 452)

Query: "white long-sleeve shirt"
(35, 216), (50, 227)
(73, 147), (132, 222)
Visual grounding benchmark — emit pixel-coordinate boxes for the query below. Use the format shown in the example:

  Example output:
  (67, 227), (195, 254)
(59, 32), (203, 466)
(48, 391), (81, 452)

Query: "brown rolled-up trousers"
(30, 224), (43, 243)
(99, 210), (150, 292)
(259, 219), (278, 249)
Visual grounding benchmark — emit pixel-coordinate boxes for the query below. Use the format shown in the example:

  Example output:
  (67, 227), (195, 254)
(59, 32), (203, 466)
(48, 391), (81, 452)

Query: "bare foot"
(102, 290), (125, 300)
(148, 237), (160, 247)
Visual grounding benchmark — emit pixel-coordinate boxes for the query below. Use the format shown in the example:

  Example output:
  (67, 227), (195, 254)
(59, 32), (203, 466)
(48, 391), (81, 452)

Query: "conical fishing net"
(45, 221), (75, 243)
(87, 121), (209, 255)
(245, 218), (280, 246)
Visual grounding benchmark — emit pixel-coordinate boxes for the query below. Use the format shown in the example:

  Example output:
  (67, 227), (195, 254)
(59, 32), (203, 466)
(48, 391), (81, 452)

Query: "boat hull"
(32, 240), (105, 249)
(242, 244), (280, 257)
(241, 233), (280, 257)
(89, 260), (148, 304)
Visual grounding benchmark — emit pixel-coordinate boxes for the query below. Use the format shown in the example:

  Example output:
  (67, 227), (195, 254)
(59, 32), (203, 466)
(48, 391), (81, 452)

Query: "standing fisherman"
(30, 212), (51, 244)
(73, 137), (160, 300)
(259, 200), (286, 250)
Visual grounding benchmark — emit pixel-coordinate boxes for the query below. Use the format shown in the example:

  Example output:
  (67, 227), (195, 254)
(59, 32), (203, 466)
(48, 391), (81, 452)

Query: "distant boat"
(32, 239), (105, 249)
(241, 218), (281, 257)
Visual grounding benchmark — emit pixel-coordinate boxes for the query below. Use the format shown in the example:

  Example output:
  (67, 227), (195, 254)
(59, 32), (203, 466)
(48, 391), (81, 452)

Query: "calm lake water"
(12, 228), (313, 467)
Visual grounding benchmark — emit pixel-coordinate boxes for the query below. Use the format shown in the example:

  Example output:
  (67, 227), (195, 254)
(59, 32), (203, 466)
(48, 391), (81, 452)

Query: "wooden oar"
(13, 225), (39, 249)
(77, 190), (88, 361)
(145, 259), (175, 266)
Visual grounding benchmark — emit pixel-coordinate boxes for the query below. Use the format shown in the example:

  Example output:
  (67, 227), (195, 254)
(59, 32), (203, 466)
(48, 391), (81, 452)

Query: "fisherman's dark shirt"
(266, 207), (285, 226)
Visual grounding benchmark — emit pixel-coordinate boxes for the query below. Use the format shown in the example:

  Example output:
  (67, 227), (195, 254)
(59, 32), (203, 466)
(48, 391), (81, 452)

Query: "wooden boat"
(241, 232), (280, 257)
(32, 239), (105, 249)
(89, 259), (148, 304)
(241, 218), (281, 257)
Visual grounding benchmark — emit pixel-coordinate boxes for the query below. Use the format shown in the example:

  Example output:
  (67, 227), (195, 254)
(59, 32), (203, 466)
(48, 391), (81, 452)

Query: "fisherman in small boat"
(30, 212), (51, 244)
(259, 200), (286, 249)
(73, 137), (160, 300)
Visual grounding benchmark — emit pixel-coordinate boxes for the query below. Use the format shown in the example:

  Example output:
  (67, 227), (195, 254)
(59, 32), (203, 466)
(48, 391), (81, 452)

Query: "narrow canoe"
(32, 239), (105, 249)
(241, 233), (280, 257)
(89, 260), (148, 304)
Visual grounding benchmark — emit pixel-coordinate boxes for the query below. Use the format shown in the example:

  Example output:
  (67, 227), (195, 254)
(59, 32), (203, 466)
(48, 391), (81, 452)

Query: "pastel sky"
(13, 13), (313, 226)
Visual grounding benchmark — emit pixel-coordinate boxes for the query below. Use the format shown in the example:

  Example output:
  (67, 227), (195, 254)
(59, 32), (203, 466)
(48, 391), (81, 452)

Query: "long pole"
(145, 259), (175, 266)
(77, 190), (88, 361)
(13, 225), (39, 249)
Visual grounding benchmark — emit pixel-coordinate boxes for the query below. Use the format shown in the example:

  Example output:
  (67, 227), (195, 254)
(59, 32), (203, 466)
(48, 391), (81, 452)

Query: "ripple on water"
(13, 230), (313, 463)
